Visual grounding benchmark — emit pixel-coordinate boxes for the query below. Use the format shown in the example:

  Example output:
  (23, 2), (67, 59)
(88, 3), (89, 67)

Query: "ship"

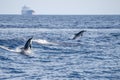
(21, 6), (34, 15)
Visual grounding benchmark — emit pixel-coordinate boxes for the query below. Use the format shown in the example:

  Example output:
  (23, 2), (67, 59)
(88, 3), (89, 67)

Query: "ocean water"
(0, 15), (120, 80)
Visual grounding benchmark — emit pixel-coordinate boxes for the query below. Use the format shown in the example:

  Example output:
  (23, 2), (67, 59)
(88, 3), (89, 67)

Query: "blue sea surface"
(0, 15), (120, 80)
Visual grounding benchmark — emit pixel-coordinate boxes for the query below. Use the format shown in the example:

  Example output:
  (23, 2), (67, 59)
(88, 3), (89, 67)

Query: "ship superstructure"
(21, 6), (34, 15)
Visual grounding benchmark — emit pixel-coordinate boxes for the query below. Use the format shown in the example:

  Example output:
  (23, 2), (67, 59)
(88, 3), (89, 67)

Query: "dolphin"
(0, 37), (33, 54)
(24, 37), (33, 50)
(21, 37), (33, 54)
(72, 30), (86, 40)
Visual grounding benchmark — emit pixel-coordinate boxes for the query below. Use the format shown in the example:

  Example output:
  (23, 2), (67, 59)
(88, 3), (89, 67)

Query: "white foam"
(0, 45), (20, 53)
(0, 45), (32, 55)
(32, 39), (58, 45)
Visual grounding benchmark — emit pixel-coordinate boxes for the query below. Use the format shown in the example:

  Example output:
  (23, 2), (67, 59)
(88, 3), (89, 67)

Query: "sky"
(0, 0), (120, 15)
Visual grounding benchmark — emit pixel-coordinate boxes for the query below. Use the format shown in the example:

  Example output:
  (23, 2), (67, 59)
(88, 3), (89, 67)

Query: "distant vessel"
(21, 6), (34, 15)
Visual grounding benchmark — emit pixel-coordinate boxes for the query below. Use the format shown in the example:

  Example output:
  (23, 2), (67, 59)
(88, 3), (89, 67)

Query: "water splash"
(33, 39), (58, 45)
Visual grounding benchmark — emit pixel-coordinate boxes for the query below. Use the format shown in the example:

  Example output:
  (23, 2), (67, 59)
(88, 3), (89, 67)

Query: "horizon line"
(0, 13), (120, 15)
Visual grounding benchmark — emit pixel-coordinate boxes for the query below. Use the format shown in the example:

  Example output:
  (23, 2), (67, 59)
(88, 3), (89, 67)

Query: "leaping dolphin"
(24, 37), (33, 50)
(72, 30), (86, 40)
(21, 37), (33, 54)
(0, 37), (33, 54)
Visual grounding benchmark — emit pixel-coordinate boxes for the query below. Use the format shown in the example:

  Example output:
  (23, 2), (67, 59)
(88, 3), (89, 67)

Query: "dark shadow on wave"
(0, 38), (24, 49)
